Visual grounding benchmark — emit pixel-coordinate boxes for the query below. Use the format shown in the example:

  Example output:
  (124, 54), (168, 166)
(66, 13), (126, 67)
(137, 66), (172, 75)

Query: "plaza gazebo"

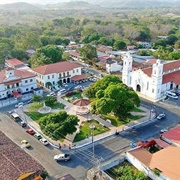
(73, 98), (90, 115)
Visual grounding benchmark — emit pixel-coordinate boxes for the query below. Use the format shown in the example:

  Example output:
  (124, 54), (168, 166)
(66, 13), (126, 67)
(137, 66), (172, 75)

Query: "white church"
(122, 53), (180, 102)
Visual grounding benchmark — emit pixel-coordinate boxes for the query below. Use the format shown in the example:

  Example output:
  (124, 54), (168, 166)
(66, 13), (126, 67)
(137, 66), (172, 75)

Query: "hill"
(0, 2), (40, 11)
(83, 0), (180, 8)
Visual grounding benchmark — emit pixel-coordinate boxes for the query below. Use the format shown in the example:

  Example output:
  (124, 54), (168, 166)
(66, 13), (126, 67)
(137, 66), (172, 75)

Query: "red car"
(26, 128), (35, 135)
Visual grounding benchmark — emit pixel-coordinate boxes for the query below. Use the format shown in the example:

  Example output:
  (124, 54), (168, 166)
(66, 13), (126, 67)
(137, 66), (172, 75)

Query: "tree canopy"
(78, 44), (97, 60)
(84, 75), (140, 117)
(39, 111), (79, 140)
(29, 45), (63, 67)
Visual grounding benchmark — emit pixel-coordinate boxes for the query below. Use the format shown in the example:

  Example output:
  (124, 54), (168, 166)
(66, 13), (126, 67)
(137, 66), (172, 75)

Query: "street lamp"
(90, 122), (95, 158)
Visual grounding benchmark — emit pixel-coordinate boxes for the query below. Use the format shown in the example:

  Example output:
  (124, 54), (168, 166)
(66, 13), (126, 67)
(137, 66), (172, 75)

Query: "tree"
(84, 75), (140, 118)
(39, 111), (79, 140)
(167, 34), (178, 45)
(62, 52), (70, 60)
(114, 40), (126, 50)
(45, 82), (52, 89)
(32, 95), (43, 102)
(45, 96), (56, 106)
(78, 44), (97, 60)
(16, 31), (42, 50)
(153, 39), (167, 49)
(29, 45), (63, 67)
(174, 40), (180, 49)
(40, 45), (63, 63)
(29, 52), (52, 68)
(168, 51), (180, 60)
(11, 48), (28, 60)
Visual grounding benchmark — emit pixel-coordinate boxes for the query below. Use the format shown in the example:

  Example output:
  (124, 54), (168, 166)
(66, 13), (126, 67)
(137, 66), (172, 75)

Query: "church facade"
(122, 53), (180, 102)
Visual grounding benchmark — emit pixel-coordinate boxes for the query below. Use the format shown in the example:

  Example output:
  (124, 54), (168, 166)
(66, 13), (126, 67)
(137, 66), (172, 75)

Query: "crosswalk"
(70, 144), (104, 166)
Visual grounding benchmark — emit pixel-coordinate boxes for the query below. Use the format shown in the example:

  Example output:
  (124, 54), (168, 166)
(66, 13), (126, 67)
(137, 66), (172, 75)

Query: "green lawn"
(132, 107), (145, 112)
(49, 102), (65, 109)
(26, 112), (47, 122)
(102, 114), (145, 127)
(64, 91), (82, 102)
(73, 120), (109, 142)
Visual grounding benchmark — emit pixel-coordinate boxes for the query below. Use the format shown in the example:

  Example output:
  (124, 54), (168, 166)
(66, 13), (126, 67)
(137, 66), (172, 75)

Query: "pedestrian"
(59, 143), (61, 149)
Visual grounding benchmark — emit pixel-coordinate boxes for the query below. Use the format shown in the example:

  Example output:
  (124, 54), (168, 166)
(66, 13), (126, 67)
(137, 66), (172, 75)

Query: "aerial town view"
(0, 0), (180, 180)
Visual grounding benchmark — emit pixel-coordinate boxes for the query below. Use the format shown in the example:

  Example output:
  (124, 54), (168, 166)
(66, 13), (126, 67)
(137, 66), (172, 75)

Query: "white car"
(157, 113), (166, 120)
(15, 102), (24, 108)
(40, 138), (49, 145)
(54, 153), (70, 162)
(74, 85), (82, 90)
(160, 129), (168, 133)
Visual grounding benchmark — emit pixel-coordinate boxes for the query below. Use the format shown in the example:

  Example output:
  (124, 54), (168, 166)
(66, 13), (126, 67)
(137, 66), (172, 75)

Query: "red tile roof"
(5, 59), (24, 67)
(0, 69), (36, 84)
(69, 51), (80, 57)
(144, 59), (157, 65)
(32, 61), (82, 75)
(98, 56), (111, 61)
(162, 70), (180, 84)
(154, 139), (170, 149)
(150, 146), (180, 180)
(0, 131), (44, 180)
(163, 59), (180, 72)
(129, 146), (180, 180)
(142, 60), (180, 84)
(142, 67), (152, 77)
(162, 126), (180, 143)
(128, 147), (152, 166)
(71, 75), (86, 81)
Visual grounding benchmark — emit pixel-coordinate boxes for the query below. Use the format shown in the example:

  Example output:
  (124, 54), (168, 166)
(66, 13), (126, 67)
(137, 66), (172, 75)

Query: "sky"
(0, 0), (71, 4)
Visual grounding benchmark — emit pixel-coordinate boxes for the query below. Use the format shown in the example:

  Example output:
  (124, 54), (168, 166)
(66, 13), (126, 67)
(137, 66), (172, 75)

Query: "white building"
(0, 67), (37, 99)
(122, 53), (180, 102)
(32, 61), (83, 88)
(106, 59), (123, 73)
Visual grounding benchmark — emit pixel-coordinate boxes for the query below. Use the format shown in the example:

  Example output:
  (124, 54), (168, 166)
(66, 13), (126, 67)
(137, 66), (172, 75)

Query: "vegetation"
(84, 75), (140, 118)
(0, 2), (180, 64)
(39, 111), (79, 140)
(74, 120), (109, 142)
(106, 161), (148, 180)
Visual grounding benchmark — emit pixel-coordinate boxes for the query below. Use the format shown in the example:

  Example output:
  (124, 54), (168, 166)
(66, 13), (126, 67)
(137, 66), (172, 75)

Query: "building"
(32, 61), (83, 88)
(0, 131), (45, 180)
(106, 58), (123, 73)
(161, 126), (180, 147)
(122, 52), (180, 102)
(0, 67), (37, 99)
(126, 146), (180, 180)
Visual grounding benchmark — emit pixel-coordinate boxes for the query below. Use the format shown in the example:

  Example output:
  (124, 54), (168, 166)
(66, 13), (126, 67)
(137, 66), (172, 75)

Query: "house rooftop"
(0, 131), (44, 180)
(128, 146), (180, 180)
(32, 61), (82, 75)
(162, 125), (180, 144)
(5, 59), (24, 67)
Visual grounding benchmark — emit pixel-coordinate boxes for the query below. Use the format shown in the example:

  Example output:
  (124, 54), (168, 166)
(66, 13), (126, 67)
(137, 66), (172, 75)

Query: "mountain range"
(0, 0), (180, 9)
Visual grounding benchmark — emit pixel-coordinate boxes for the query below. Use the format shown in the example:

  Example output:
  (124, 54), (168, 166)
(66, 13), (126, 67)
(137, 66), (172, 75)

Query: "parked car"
(40, 138), (49, 145)
(166, 91), (178, 100)
(20, 121), (27, 127)
(54, 153), (71, 162)
(15, 102), (24, 108)
(74, 85), (82, 90)
(160, 129), (168, 133)
(21, 140), (31, 148)
(34, 133), (42, 140)
(172, 91), (180, 96)
(157, 113), (166, 120)
(26, 128), (36, 135)
(57, 89), (66, 95)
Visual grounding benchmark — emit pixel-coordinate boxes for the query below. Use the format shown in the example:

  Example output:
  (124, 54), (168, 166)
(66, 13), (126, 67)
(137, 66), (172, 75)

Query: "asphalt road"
(1, 99), (180, 180)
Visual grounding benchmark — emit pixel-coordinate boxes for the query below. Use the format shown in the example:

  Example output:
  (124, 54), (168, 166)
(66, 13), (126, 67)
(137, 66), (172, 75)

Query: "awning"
(71, 75), (87, 81)
(12, 92), (22, 98)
